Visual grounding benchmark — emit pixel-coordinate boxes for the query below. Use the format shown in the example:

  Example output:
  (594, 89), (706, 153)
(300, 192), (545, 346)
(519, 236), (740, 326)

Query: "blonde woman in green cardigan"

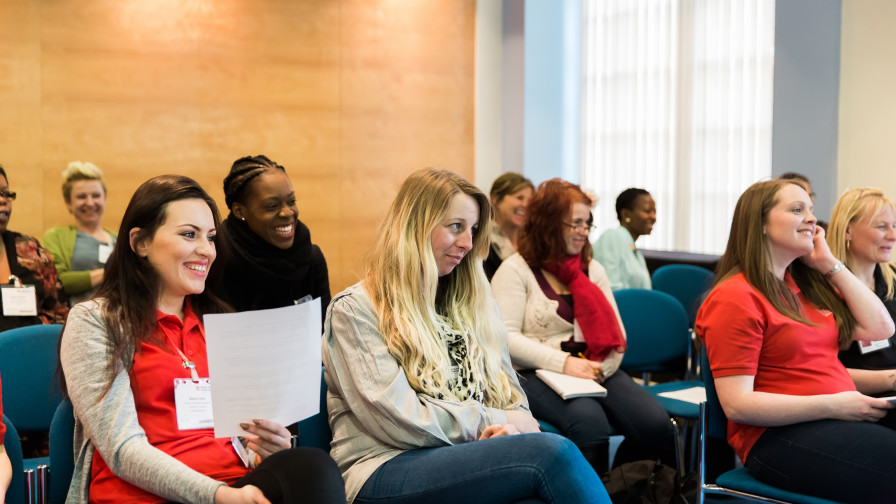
(42, 162), (116, 305)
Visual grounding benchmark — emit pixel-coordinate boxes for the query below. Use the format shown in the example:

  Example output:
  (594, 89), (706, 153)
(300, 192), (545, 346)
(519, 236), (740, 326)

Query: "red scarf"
(544, 255), (626, 361)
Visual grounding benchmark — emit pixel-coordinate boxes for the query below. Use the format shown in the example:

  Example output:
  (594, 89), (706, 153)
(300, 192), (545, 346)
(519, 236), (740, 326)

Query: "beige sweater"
(490, 253), (626, 377)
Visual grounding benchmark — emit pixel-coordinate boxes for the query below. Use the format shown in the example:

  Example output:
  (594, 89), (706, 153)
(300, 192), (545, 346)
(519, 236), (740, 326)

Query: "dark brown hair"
(714, 179), (856, 348)
(489, 172), (535, 204)
(60, 175), (232, 396)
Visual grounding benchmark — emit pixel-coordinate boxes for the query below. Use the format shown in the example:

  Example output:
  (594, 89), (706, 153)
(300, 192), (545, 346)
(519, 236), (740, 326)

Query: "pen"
(577, 352), (605, 381)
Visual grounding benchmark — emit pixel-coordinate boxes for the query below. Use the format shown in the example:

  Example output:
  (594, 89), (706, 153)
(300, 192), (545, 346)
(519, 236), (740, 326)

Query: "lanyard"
(165, 334), (201, 382)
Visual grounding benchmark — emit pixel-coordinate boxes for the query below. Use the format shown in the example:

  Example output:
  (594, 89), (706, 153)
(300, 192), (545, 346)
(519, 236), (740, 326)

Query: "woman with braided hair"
(215, 155), (330, 322)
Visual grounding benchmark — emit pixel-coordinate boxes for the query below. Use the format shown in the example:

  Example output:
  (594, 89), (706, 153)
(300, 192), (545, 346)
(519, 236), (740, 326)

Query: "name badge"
(859, 339), (891, 355)
(173, 377), (214, 430)
(98, 243), (113, 264)
(1, 285), (38, 316)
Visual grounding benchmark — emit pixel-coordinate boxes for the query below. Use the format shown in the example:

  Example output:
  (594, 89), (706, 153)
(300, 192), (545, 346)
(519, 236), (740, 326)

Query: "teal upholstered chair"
(697, 348), (839, 504)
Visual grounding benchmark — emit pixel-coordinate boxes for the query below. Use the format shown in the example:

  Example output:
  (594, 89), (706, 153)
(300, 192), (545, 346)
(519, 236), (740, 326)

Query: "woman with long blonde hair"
(827, 187), (896, 395)
(323, 169), (609, 504)
(697, 179), (896, 502)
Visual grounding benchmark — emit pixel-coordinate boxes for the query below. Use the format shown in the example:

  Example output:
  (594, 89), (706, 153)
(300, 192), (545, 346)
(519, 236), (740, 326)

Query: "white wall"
(838, 0), (896, 199)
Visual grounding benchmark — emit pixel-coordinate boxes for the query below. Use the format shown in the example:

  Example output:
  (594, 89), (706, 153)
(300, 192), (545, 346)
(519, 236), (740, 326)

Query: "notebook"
(535, 369), (607, 400)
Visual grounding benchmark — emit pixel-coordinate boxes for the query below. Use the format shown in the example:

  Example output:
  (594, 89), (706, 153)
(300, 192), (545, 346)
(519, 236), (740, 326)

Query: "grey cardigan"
(322, 283), (530, 503)
(60, 300), (225, 504)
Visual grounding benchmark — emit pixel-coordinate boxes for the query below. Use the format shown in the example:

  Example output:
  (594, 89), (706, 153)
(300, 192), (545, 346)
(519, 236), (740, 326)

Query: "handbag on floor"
(602, 459), (697, 504)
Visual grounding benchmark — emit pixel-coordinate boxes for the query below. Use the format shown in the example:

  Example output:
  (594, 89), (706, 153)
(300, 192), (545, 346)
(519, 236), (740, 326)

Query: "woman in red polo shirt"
(696, 178), (896, 503)
(59, 175), (345, 504)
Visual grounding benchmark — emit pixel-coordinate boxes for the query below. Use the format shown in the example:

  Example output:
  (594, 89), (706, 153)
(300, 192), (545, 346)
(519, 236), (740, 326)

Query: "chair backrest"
(0, 324), (64, 431)
(652, 264), (714, 326)
(296, 366), (331, 452)
(49, 400), (74, 504)
(3, 414), (25, 504)
(615, 289), (690, 371)
(699, 347), (728, 441)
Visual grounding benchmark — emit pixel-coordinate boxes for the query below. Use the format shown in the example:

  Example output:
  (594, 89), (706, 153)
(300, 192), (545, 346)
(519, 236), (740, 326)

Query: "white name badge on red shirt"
(1, 285), (38, 316)
(173, 377), (214, 430)
(859, 339), (891, 355)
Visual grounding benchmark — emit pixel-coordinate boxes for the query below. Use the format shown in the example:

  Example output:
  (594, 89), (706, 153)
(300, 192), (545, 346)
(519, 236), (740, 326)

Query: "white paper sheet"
(204, 299), (322, 438)
(657, 386), (706, 405)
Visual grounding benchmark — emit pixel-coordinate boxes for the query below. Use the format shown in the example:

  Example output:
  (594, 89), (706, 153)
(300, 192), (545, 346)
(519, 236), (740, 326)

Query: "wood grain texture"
(0, 0), (474, 295)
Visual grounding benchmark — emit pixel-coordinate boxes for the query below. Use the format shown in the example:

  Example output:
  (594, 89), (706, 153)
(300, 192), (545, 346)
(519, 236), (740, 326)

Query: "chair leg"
(36, 464), (48, 504)
(670, 418), (685, 477)
(24, 468), (35, 504)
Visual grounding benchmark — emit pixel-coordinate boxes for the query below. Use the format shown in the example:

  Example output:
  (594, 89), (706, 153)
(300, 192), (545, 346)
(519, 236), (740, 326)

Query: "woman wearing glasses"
(593, 188), (656, 290)
(0, 164), (68, 331)
(491, 179), (673, 475)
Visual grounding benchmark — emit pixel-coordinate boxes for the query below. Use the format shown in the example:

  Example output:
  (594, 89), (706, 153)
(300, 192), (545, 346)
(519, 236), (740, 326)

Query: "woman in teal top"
(42, 161), (116, 305)
(593, 188), (655, 290)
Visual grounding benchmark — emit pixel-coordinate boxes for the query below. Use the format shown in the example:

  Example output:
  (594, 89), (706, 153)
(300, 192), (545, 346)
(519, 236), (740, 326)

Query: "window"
(580, 0), (775, 254)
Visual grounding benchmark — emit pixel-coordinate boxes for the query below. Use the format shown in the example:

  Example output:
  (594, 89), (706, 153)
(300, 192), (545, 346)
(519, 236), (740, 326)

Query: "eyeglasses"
(562, 222), (596, 234)
(0, 191), (16, 201)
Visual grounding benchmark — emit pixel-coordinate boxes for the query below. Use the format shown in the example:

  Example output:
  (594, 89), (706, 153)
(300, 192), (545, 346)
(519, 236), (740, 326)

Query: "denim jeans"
(746, 414), (896, 503)
(354, 432), (611, 504)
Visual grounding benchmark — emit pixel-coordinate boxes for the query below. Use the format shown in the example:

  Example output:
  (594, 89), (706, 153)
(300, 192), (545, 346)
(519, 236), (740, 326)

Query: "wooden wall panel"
(0, 0), (474, 294)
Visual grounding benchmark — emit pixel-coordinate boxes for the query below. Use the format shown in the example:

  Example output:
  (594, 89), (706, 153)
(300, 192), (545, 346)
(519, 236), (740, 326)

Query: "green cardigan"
(41, 225), (117, 295)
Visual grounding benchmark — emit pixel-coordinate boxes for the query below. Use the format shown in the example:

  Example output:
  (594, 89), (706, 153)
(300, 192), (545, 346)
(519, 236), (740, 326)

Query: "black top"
(839, 264), (896, 371)
(484, 244), (503, 282)
(0, 231), (66, 331)
(214, 214), (331, 324)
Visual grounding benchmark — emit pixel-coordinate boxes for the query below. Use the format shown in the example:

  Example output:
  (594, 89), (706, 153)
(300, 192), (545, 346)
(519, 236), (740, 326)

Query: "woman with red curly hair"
(491, 178), (674, 475)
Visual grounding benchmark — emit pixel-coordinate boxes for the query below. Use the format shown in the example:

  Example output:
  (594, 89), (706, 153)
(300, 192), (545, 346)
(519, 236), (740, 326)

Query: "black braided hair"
(222, 155), (286, 210)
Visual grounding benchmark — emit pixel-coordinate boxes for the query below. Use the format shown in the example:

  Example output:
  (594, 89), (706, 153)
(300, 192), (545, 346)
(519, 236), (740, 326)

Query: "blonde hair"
(827, 187), (896, 300)
(714, 179), (857, 349)
(364, 168), (524, 408)
(62, 161), (106, 202)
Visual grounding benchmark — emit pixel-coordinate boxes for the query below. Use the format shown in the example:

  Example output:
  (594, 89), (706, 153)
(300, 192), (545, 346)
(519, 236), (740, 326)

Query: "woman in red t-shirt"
(696, 178), (896, 502)
(59, 175), (345, 504)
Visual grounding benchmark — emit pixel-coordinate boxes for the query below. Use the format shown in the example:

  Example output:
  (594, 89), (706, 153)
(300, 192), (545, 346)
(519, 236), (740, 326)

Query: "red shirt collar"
(156, 299), (202, 335)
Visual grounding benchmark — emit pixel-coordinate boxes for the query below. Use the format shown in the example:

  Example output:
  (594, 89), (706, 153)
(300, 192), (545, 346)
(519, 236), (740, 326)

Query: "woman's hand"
(828, 391), (894, 422)
(239, 419), (291, 459)
(214, 484), (271, 504)
(563, 356), (603, 382)
(504, 409), (541, 433)
(478, 424), (521, 440)
(798, 227), (838, 273)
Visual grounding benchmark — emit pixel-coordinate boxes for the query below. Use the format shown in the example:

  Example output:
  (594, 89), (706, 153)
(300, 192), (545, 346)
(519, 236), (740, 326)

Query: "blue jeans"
(746, 414), (896, 503)
(354, 432), (611, 504)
